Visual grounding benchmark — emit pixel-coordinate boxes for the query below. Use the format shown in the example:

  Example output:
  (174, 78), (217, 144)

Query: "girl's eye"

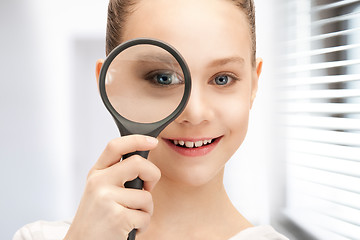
(214, 75), (229, 85)
(212, 73), (238, 86)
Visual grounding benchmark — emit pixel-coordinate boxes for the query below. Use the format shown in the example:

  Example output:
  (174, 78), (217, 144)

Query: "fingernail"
(146, 136), (158, 145)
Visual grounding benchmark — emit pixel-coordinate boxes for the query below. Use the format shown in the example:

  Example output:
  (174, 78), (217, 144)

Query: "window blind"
(278, 1), (360, 239)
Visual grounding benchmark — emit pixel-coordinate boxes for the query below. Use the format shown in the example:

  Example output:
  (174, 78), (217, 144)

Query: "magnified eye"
(215, 75), (229, 85)
(146, 70), (183, 86)
(156, 73), (173, 85)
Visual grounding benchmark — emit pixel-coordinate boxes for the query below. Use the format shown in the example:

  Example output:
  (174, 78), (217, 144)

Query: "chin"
(150, 154), (225, 189)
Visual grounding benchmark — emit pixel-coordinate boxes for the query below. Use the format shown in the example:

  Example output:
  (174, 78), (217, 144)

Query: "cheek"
(230, 108), (250, 146)
(226, 96), (250, 129)
(214, 87), (251, 122)
(216, 92), (251, 148)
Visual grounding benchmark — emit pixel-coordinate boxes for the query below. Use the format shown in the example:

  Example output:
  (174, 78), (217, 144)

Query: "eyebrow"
(135, 53), (178, 65)
(207, 56), (245, 68)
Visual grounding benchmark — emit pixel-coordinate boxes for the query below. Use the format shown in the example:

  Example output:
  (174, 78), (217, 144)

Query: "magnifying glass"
(98, 38), (191, 240)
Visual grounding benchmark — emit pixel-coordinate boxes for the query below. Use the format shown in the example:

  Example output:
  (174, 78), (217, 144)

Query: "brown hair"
(106, 0), (256, 65)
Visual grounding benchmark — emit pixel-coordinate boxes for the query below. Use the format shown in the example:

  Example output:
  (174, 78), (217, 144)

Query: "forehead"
(122, 0), (252, 69)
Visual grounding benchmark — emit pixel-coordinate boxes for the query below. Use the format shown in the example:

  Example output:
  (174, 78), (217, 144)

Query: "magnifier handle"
(123, 150), (149, 189)
(123, 150), (150, 160)
(128, 229), (137, 240)
(122, 150), (149, 240)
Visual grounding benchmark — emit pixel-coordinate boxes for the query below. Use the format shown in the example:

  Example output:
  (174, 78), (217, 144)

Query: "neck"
(153, 170), (227, 218)
(142, 169), (252, 239)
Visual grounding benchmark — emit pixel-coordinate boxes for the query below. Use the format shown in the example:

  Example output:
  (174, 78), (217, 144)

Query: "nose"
(175, 82), (214, 126)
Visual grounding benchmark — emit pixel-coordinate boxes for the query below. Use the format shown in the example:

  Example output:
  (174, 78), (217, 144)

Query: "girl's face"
(120, 0), (262, 187)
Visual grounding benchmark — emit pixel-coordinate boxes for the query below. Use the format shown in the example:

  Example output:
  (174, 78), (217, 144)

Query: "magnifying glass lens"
(105, 44), (185, 123)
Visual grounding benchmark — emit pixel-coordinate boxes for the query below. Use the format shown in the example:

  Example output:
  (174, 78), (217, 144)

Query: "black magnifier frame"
(99, 38), (191, 137)
(99, 38), (191, 240)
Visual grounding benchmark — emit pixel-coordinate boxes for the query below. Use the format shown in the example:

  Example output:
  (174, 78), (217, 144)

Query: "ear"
(95, 59), (104, 90)
(250, 57), (263, 109)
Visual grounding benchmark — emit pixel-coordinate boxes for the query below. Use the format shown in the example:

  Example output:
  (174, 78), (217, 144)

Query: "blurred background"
(1, 0), (359, 239)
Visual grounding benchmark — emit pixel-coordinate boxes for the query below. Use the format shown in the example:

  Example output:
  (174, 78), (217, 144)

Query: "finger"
(122, 208), (151, 234)
(105, 155), (161, 192)
(112, 187), (154, 215)
(93, 135), (158, 170)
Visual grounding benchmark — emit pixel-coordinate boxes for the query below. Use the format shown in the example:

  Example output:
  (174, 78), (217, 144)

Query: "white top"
(13, 221), (289, 240)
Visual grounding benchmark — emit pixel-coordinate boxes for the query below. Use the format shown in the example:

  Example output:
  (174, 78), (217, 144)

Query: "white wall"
(0, 1), (109, 239)
(0, 1), (282, 239)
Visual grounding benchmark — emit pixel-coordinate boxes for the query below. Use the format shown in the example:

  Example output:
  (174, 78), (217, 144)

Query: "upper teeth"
(173, 139), (213, 148)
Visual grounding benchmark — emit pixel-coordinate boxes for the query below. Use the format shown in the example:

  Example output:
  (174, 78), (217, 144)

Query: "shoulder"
(13, 220), (71, 240)
(229, 225), (289, 240)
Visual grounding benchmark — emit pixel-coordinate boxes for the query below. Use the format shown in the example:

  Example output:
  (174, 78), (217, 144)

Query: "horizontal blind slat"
(288, 139), (360, 162)
(284, 59), (360, 73)
(288, 192), (360, 226)
(283, 103), (360, 114)
(284, 208), (360, 239)
(278, 74), (360, 87)
(288, 151), (360, 178)
(285, 27), (360, 46)
(281, 89), (360, 100)
(283, 115), (360, 130)
(287, 164), (360, 193)
(286, 127), (360, 146)
(290, 178), (360, 210)
(311, 0), (360, 12)
(311, 11), (360, 28)
(285, 43), (360, 59)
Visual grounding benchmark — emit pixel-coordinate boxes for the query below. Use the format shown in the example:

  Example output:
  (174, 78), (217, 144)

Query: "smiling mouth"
(163, 137), (222, 157)
(165, 136), (222, 149)
(171, 139), (214, 148)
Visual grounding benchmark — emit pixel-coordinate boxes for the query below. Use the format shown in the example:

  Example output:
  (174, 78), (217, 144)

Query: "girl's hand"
(64, 135), (161, 240)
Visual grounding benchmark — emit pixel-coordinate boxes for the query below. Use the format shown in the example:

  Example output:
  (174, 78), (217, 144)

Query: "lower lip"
(164, 137), (222, 157)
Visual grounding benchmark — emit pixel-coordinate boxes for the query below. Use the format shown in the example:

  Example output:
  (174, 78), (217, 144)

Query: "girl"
(14, 0), (288, 239)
